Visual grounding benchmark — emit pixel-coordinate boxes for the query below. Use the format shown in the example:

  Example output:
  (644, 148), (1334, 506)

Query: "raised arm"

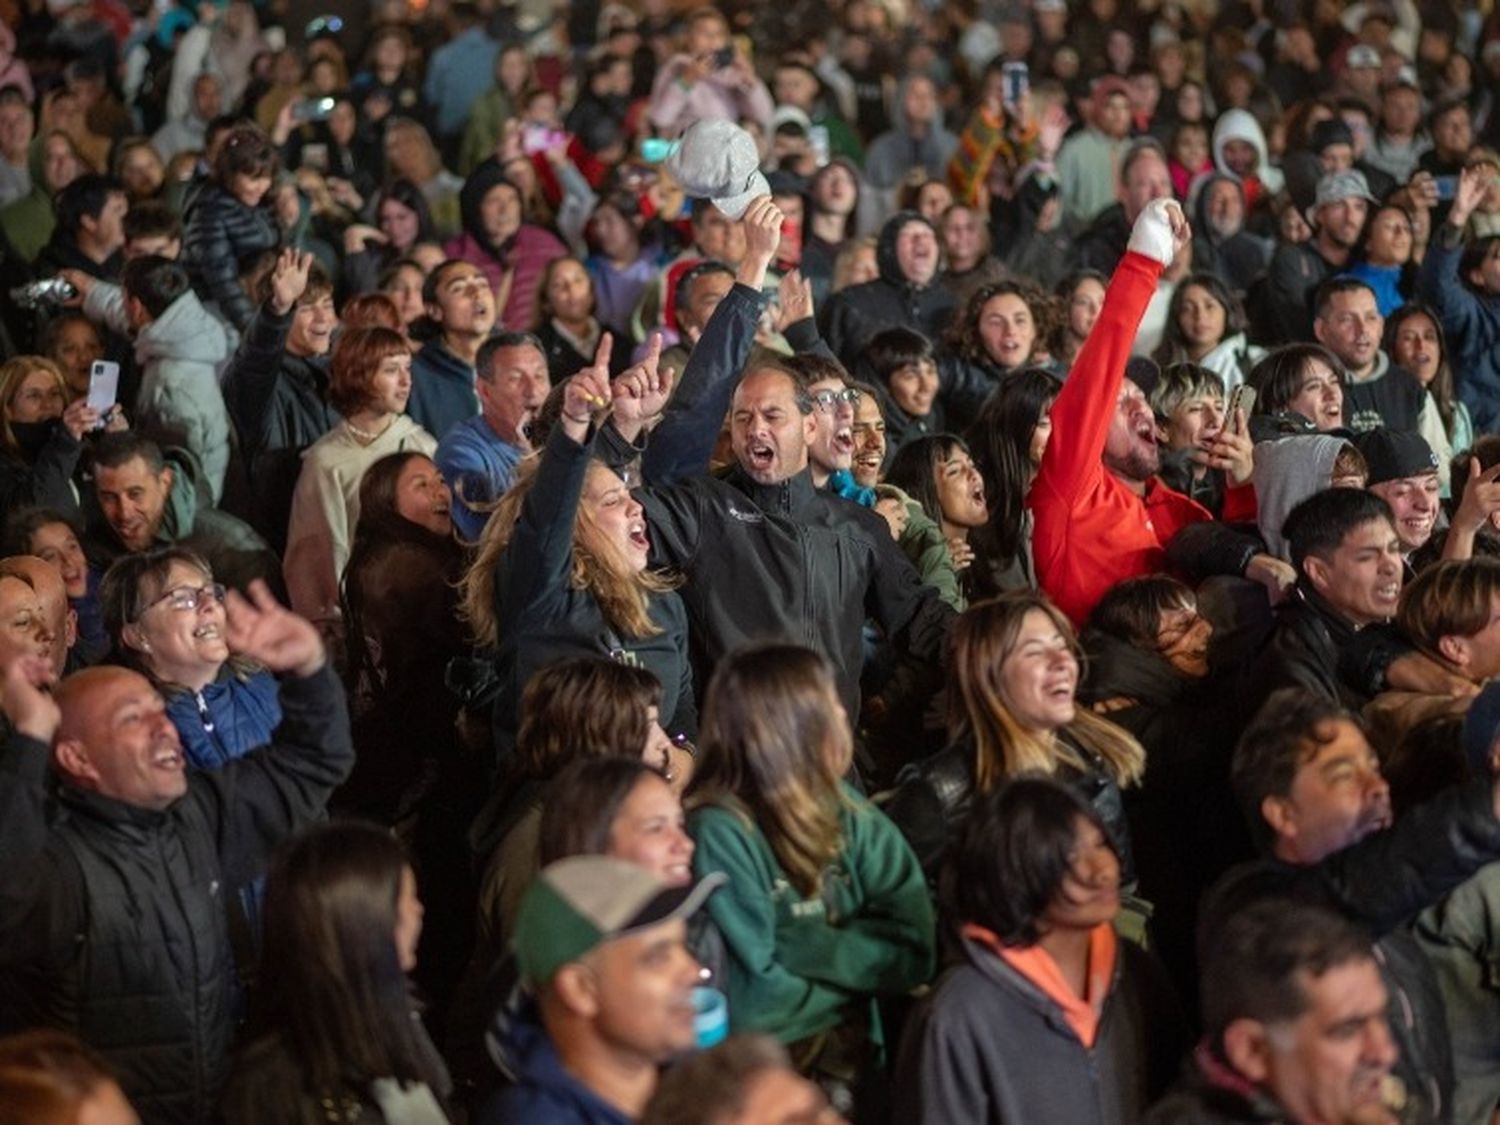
(1032, 199), (1183, 509)
(496, 343), (614, 625)
(640, 197), (781, 485)
(223, 250), (312, 446)
(192, 583), (353, 884)
(1417, 167), (1497, 350)
(0, 654), (69, 962)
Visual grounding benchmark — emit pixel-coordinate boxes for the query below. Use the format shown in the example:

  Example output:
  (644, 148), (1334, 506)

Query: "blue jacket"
(164, 668), (283, 772)
(478, 1007), (633, 1125)
(1418, 225), (1500, 432)
(434, 414), (525, 541)
(410, 338), (480, 444)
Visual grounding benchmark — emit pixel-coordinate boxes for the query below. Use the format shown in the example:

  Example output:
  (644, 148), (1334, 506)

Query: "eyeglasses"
(811, 387), (861, 411)
(139, 582), (226, 619)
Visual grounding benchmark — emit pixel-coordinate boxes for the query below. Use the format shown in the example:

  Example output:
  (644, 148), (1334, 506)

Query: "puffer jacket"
(819, 211), (957, 367)
(182, 182), (279, 331)
(134, 288), (232, 503)
(882, 735), (1137, 887)
(1197, 775), (1500, 1125)
(0, 666), (353, 1124)
(222, 301), (338, 552)
(162, 664), (283, 771)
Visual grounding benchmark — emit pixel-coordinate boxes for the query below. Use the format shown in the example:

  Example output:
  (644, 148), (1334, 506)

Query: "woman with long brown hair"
(459, 334), (693, 761)
(884, 591), (1146, 892)
(221, 821), (450, 1123)
(687, 643), (933, 1106)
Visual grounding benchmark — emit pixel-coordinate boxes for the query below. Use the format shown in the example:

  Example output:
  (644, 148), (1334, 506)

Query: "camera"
(10, 278), (78, 309)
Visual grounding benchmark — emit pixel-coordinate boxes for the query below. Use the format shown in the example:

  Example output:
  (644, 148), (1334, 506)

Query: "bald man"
(0, 582), (353, 1124)
(0, 556), (74, 677)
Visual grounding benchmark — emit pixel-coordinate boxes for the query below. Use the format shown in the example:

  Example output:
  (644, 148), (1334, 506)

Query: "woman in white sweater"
(283, 325), (435, 628)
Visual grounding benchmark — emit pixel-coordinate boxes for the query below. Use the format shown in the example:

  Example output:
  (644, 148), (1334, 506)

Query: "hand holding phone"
(291, 96), (336, 124)
(86, 361), (120, 429)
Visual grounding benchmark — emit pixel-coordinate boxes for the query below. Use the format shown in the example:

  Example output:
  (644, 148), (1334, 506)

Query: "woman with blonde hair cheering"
(460, 332), (695, 764)
(885, 591), (1146, 891)
(688, 643), (934, 1110)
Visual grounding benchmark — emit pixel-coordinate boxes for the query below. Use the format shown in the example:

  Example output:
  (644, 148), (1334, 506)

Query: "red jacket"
(1029, 251), (1213, 625)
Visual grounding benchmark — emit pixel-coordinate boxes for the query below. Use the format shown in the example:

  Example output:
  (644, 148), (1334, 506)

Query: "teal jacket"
(690, 784), (935, 1045)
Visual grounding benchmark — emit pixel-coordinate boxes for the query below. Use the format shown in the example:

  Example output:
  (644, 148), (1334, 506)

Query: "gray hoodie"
(135, 291), (232, 503)
(1253, 434), (1351, 560)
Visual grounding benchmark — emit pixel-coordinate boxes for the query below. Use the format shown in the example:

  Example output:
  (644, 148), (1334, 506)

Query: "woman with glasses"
(98, 546), (281, 769)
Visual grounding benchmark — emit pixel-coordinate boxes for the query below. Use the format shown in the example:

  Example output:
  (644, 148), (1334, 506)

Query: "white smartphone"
(87, 360), (120, 426)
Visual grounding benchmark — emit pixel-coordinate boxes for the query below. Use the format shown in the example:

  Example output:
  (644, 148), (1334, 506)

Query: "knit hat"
(1312, 169), (1378, 211)
(1352, 429), (1438, 486)
(1309, 119), (1355, 155)
(665, 119), (770, 220)
(513, 857), (725, 986)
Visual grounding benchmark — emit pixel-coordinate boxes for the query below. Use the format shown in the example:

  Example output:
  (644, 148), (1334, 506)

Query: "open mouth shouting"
(627, 518), (650, 552)
(745, 440), (776, 475)
(832, 425), (854, 457)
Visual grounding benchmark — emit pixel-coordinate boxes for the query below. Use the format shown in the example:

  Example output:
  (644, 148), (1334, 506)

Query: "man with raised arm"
(0, 582), (353, 1123)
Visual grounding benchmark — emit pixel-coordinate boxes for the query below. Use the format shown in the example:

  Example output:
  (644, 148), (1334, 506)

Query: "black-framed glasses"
(138, 583), (226, 619)
(811, 387), (861, 412)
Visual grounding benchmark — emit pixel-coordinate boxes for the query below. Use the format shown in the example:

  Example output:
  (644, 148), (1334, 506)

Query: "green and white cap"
(513, 856), (725, 985)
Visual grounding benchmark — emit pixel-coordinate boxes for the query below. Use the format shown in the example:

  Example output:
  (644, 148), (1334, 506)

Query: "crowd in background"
(9, 0), (1500, 1122)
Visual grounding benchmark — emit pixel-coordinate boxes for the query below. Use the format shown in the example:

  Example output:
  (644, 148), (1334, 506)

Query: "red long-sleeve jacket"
(1029, 251), (1216, 625)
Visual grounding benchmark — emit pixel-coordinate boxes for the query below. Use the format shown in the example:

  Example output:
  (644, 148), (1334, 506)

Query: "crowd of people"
(8, 0), (1500, 1122)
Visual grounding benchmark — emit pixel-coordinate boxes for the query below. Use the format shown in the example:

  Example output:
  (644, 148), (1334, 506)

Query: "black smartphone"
(711, 45), (735, 69)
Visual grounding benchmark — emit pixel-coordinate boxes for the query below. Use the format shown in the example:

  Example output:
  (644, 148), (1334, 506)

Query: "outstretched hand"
(224, 581), (325, 678)
(561, 333), (614, 437)
(1128, 198), (1190, 267)
(268, 248), (314, 316)
(612, 332), (673, 439)
(0, 652), (59, 742)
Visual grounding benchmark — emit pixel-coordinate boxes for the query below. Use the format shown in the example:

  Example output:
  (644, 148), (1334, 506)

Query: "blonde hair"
(949, 592), (1146, 792)
(0, 357), (68, 457)
(688, 644), (849, 897)
(460, 457), (677, 647)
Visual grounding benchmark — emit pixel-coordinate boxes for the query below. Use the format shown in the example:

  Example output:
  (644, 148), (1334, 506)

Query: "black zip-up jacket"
(605, 279), (954, 720)
(222, 301), (338, 552)
(1199, 777), (1500, 1125)
(0, 665), (353, 1124)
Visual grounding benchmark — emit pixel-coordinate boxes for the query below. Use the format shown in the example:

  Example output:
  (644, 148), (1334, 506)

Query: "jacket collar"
(724, 465), (818, 516)
(59, 781), (172, 836)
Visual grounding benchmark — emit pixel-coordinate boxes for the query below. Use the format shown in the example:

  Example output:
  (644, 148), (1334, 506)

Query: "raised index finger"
(592, 331), (614, 372)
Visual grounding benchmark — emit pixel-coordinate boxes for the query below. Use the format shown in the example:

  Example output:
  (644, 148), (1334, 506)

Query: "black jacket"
(883, 736), (1137, 887)
(488, 422), (696, 762)
(0, 419), (82, 518)
(819, 210), (956, 366)
(604, 280), (954, 720)
(182, 183), (280, 332)
(1071, 202), (1132, 275)
(1146, 1045), (1300, 1123)
(221, 301), (338, 552)
(1199, 778), (1500, 1125)
(1243, 585), (1396, 720)
(0, 666), (353, 1124)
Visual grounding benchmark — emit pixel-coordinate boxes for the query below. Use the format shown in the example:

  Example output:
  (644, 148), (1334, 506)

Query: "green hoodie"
(690, 783), (935, 1046)
(0, 134), (62, 262)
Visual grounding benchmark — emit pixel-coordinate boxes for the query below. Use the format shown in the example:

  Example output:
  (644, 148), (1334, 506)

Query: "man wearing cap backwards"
(1264, 169), (1377, 343)
(479, 857), (722, 1125)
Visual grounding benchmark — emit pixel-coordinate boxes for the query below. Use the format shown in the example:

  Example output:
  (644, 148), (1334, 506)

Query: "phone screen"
(87, 361), (120, 421)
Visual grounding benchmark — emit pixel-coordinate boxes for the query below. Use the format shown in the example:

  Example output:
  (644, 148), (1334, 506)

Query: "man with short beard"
(1031, 199), (1276, 625)
(1264, 170), (1376, 343)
